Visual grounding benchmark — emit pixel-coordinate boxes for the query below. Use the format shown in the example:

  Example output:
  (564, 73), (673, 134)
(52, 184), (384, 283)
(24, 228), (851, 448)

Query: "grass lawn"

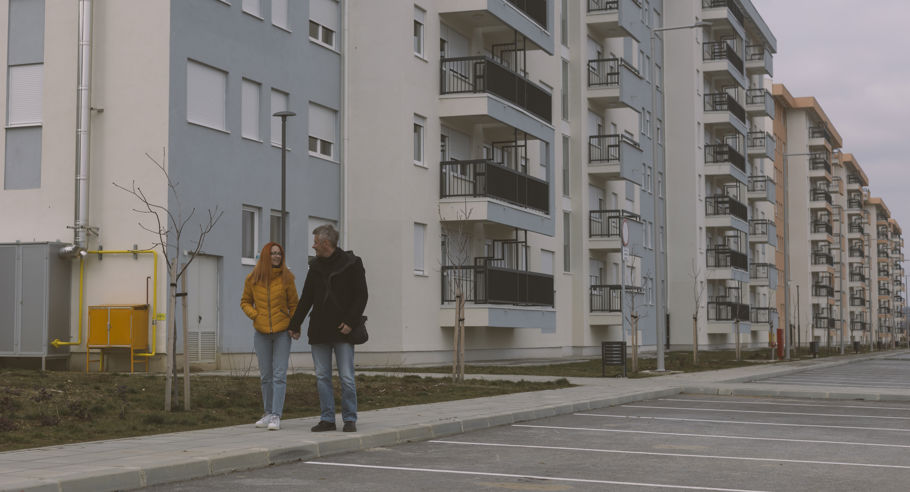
(0, 370), (571, 452)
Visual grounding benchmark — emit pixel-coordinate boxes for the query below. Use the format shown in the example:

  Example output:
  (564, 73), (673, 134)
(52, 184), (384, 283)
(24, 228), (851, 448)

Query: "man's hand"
(289, 331), (301, 340)
(338, 322), (352, 335)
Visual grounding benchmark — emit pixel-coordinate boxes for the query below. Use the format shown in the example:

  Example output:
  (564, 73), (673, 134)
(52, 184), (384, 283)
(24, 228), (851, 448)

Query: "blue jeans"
(311, 343), (357, 423)
(253, 330), (291, 417)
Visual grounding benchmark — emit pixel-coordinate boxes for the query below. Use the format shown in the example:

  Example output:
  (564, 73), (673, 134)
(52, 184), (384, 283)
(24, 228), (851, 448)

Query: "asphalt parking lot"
(755, 357), (910, 389)
(150, 393), (910, 491)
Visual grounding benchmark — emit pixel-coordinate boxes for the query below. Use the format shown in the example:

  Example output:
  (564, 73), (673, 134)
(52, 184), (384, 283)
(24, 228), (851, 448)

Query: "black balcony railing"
(705, 144), (746, 172)
(849, 248), (865, 258)
(812, 221), (833, 235)
(505, 0), (548, 29)
(813, 284), (834, 297)
(440, 159), (549, 213)
(747, 131), (773, 150)
(589, 210), (639, 238)
(879, 285), (892, 296)
(847, 199), (863, 209)
(745, 88), (770, 107)
(707, 301), (750, 321)
(745, 44), (767, 61)
(588, 134), (640, 163)
(750, 219), (773, 236)
(878, 248), (890, 258)
(705, 195), (748, 222)
(441, 56), (552, 123)
(879, 269), (891, 278)
(704, 92), (746, 123)
(809, 153), (832, 174)
(879, 306), (892, 315)
(850, 295), (866, 307)
(748, 175), (773, 193)
(750, 263), (775, 280)
(812, 317), (835, 330)
(702, 42), (744, 73)
(812, 252), (834, 266)
(441, 264), (554, 306)
(809, 126), (833, 144)
(751, 307), (777, 324)
(848, 223), (864, 234)
(850, 271), (866, 282)
(587, 58), (638, 88)
(590, 284), (642, 312)
(810, 189), (832, 205)
(587, 0), (620, 12)
(702, 0), (744, 25)
(706, 247), (748, 271)
(851, 320), (868, 332)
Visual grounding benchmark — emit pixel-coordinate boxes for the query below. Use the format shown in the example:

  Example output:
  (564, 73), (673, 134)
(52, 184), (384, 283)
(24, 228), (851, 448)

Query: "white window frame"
(242, 206), (260, 265)
(309, 20), (336, 49)
(269, 209), (286, 245)
(413, 114), (426, 166)
(414, 222), (427, 274)
(241, 78), (261, 141)
(414, 6), (426, 58)
(308, 102), (337, 160)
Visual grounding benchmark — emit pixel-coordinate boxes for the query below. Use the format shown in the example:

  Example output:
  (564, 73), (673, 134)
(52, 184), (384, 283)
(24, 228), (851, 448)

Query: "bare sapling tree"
(690, 258), (706, 364)
(439, 198), (473, 383)
(114, 148), (223, 411)
(622, 284), (647, 373)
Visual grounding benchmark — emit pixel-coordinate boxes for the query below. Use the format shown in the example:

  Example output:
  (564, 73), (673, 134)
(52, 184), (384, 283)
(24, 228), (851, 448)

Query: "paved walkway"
(2, 351), (908, 492)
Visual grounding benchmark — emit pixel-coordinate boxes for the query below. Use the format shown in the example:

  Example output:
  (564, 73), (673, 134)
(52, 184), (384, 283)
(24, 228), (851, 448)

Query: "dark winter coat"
(288, 248), (368, 345)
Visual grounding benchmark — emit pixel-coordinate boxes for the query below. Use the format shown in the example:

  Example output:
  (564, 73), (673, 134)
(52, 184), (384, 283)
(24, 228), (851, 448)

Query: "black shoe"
(311, 421), (336, 432)
(343, 421), (357, 433)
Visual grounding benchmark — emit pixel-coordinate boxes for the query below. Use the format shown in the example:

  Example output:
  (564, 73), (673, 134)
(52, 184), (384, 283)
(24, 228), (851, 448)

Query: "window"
(241, 79), (260, 140)
(309, 0), (338, 48)
(644, 165), (652, 192)
(242, 206), (260, 264)
(414, 222), (426, 274)
(561, 59), (569, 121)
(413, 114), (425, 165)
(562, 134), (570, 196)
(414, 6), (426, 57)
(242, 0), (261, 17)
(308, 216), (338, 261)
(658, 171), (664, 197)
(186, 60), (227, 131)
(563, 212), (571, 272)
(272, 0), (289, 29)
(7, 64), (43, 126)
(308, 102), (337, 159)
(270, 210), (286, 245)
(4, 127), (42, 190)
(270, 89), (289, 146)
(560, 0), (568, 47)
(656, 118), (663, 144)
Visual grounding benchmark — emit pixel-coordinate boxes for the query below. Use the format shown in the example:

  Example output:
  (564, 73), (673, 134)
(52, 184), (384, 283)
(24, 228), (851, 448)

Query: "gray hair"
(312, 224), (339, 247)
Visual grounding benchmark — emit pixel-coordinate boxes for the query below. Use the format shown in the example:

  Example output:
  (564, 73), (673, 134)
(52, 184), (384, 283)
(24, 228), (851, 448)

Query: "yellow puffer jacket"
(240, 268), (299, 334)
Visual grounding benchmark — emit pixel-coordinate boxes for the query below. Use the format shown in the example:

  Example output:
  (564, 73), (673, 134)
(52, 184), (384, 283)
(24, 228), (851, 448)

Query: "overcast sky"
(756, 0), (909, 238)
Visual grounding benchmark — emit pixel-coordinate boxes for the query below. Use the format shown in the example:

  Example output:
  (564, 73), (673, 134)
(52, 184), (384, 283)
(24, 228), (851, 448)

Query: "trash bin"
(853, 341), (861, 353)
(808, 341), (819, 357)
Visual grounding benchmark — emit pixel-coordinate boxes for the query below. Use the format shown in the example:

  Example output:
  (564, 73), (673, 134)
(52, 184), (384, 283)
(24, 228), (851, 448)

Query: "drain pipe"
(60, 0), (94, 258)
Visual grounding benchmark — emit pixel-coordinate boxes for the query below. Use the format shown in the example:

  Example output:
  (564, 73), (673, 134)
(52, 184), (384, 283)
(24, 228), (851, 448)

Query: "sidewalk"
(1, 352), (906, 492)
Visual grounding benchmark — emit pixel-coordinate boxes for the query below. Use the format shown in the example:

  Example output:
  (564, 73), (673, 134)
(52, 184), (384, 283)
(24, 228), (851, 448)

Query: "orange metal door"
(88, 307), (109, 346)
(108, 308), (133, 346)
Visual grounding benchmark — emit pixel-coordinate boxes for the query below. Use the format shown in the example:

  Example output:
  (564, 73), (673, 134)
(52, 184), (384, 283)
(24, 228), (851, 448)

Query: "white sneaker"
(268, 415), (281, 431)
(255, 414), (272, 428)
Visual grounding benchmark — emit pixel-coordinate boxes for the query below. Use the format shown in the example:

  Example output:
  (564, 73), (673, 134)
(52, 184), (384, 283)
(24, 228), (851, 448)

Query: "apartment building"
(0, 0), (343, 369)
(663, 0), (777, 349)
(839, 153), (872, 347)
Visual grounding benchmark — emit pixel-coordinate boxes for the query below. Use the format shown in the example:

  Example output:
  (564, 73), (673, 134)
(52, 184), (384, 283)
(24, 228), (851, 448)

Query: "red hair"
(250, 242), (293, 286)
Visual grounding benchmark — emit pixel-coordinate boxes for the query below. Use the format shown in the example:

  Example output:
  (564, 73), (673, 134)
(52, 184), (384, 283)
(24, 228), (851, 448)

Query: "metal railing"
(587, 58), (638, 87)
(505, 0), (548, 29)
(441, 264), (554, 306)
(705, 195), (748, 221)
(847, 199), (863, 209)
(750, 219), (774, 236)
(809, 153), (831, 173)
(809, 126), (833, 144)
(850, 295), (866, 307)
(589, 209), (639, 238)
(850, 271), (865, 282)
(704, 143), (746, 172)
(590, 284), (642, 312)
(810, 189), (832, 204)
(702, 0), (744, 25)
(587, 0), (620, 12)
(847, 174), (863, 184)
(440, 159), (549, 213)
(812, 252), (834, 266)
(745, 88), (771, 106)
(707, 301), (750, 321)
(812, 221), (833, 235)
(751, 307), (777, 324)
(440, 56), (552, 123)
(702, 42), (743, 73)
(750, 263), (776, 280)
(745, 44), (768, 61)
(878, 248), (890, 258)
(813, 317), (835, 330)
(812, 284), (834, 297)
(704, 92), (746, 123)
(849, 248), (865, 258)
(588, 134), (640, 163)
(848, 223), (864, 234)
(748, 175), (774, 193)
(851, 320), (868, 332)
(747, 131), (774, 150)
(706, 247), (748, 271)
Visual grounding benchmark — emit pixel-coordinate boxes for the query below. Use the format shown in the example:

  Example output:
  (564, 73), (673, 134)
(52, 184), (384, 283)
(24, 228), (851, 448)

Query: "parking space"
(756, 359), (910, 389)
(153, 394), (910, 491)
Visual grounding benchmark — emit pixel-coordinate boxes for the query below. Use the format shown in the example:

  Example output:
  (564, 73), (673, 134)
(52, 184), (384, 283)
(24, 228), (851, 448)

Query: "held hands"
(289, 330), (301, 340)
(338, 322), (352, 335)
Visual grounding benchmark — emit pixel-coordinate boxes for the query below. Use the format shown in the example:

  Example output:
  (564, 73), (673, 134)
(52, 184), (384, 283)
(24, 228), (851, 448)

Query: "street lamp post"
(782, 152), (814, 360)
(273, 110), (296, 249)
(650, 20), (710, 371)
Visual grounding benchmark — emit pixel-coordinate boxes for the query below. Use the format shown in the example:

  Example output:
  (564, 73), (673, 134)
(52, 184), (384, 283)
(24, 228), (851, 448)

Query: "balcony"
(587, 58), (645, 111)
(812, 252), (834, 266)
(588, 209), (641, 250)
(440, 56), (552, 125)
(812, 316), (835, 330)
(877, 248), (890, 259)
(879, 284), (892, 296)
(704, 143), (747, 180)
(849, 294), (866, 307)
(749, 219), (777, 247)
(751, 307), (778, 326)
(879, 306), (892, 316)
(809, 153), (832, 176)
(707, 300), (750, 322)
(849, 271), (865, 283)
(811, 221), (833, 236)
(809, 188), (832, 206)
(808, 126), (835, 148)
(704, 93), (747, 133)
(587, 134), (644, 184)
(851, 320), (868, 332)
(746, 175), (775, 203)
(750, 263), (778, 289)
(847, 198), (863, 210)
(812, 284), (834, 298)
(706, 247), (748, 281)
(701, 0), (745, 31)
(745, 44), (773, 76)
(439, 0), (552, 54)
(879, 269), (892, 279)
(746, 131), (775, 160)
(585, 0), (647, 42)
(441, 263), (554, 307)
(849, 248), (865, 258)
(702, 41), (745, 86)
(705, 195), (749, 231)
(745, 89), (774, 119)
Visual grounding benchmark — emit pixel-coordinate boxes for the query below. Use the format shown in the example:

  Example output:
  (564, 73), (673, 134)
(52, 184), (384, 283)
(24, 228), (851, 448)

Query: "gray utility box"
(0, 242), (73, 368)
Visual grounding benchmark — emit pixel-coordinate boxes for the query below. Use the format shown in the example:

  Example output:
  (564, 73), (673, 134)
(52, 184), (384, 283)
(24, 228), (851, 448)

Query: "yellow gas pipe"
(50, 249), (159, 357)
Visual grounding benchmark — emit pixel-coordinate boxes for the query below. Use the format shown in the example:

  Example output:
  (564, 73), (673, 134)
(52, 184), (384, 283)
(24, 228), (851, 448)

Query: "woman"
(241, 242), (298, 430)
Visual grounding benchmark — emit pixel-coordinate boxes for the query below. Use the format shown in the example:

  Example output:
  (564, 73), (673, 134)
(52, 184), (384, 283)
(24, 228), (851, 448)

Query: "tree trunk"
(181, 271), (190, 411)
(692, 316), (698, 364)
(630, 313), (638, 373)
(165, 263), (177, 411)
(457, 293), (465, 383)
(735, 319), (741, 361)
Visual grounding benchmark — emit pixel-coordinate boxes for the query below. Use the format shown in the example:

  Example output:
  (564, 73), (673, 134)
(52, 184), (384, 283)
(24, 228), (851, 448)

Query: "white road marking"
(575, 413), (910, 432)
(660, 398), (910, 411)
(623, 404), (910, 420)
(305, 461), (769, 492)
(429, 440), (910, 471)
(513, 424), (910, 449)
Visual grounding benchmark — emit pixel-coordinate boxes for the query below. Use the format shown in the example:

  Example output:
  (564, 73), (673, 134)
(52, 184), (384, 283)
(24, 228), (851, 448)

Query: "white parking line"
(623, 405), (910, 420)
(305, 461), (770, 492)
(576, 413), (910, 432)
(514, 424), (910, 449)
(759, 379), (910, 388)
(429, 440), (910, 471)
(661, 398), (910, 411)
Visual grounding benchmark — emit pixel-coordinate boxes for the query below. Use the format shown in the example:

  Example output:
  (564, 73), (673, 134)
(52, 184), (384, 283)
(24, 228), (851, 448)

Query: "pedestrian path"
(1, 351), (906, 492)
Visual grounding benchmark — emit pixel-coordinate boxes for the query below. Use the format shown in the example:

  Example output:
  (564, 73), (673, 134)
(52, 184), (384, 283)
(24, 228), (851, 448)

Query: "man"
(289, 224), (367, 432)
